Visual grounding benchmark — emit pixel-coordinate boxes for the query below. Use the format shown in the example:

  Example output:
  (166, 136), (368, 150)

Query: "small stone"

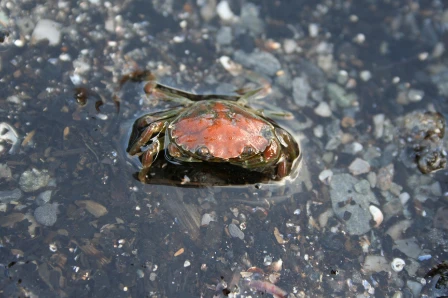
(228, 223), (244, 240)
(399, 192), (410, 205)
(318, 169), (333, 184)
(354, 180), (371, 194)
(377, 164), (394, 191)
(149, 272), (157, 281)
(308, 23), (319, 37)
(373, 114), (385, 139)
(292, 77), (311, 107)
(314, 102), (332, 117)
(367, 172), (377, 188)
(393, 237), (422, 258)
(382, 198), (403, 221)
(0, 188), (22, 204)
(201, 213), (216, 226)
(31, 19), (62, 46)
(406, 280), (422, 297)
(234, 50), (281, 76)
(34, 203), (58, 226)
(216, 1), (236, 22)
(330, 174), (379, 235)
(407, 89), (424, 102)
(327, 83), (357, 108)
(216, 26), (232, 45)
(36, 190), (52, 206)
(337, 70), (349, 85)
(343, 142), (363, 154)
(19, 168), (50, 192)
(360, 70), (372, 81)
(348, 158), (371, 175)
(283, 39), (296, 54)
(363, 255), (390, 273)
(0, 163), (12, 179)
(313, 125), (324, 138)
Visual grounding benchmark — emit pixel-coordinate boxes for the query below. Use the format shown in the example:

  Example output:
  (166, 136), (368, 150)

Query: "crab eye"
(196, 146), (211, 158)
(242, 146), (255, 156)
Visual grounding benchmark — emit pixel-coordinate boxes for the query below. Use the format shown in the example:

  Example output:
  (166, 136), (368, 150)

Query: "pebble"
(376, 164), (394, 191)
(406, 280), (422, 297)
(313, 125), (324, 138)
(19, 168), (50, 192)
(348, 158), (371, 176)
(330, 174), (378, 235)
(216, 26), (232, 45)
(327, 83), (357, 108)
(216, 1), (236, 22)
(318, 169), (333, 184)
(234, 50), (281, 76)
(36, 190), (52, 206)
(228, 223), (244, 240)
(283, 39), (296, 54)
(34, 203), (58, 226)
(0, 163), (12, 179)
(314, 102), (332, 117)
(337, 70), (349, 85)
(373, 114), (385, 139)
(292, 77), (311, 107)
(360, 70), (372, 81)
(407, 89), (424, 102)
(367, 172), (377, 188)
(343, 142), (363, 154)
(354, 180), (371, 194)
(399, 192), (410, 205)
(31, 19), (62, 46)
(0, 188), (22, 203)
(363, 255), (390, 273)
(308, 23), (319, 37)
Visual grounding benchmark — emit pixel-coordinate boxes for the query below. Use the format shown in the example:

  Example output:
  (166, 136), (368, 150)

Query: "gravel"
(34, 203), (58, 226)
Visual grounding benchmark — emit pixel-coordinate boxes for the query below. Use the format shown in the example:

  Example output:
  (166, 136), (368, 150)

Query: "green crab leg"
(274, 127), (301, 178)
(128, 120), (167, 156)
(236, 71), (272, 106)
(256, 102), (294, 120)
(144, 78), (194, 105)
(138, 136), (164, 182)
(128, 107), (186, 155)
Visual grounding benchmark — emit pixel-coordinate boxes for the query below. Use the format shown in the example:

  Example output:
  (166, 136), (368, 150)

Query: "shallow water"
(0, 0), (447, 297)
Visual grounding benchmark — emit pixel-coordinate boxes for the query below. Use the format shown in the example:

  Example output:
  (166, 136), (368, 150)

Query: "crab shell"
(128, 99), (301, 184)
(167, 101), (283, 165)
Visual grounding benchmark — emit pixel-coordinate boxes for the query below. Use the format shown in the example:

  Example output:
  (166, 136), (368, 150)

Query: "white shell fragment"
(216, 1), (237, 22)
(219, 56), (242, 76)
(0, 122), (20, 154)
(31, 20), (62, 46)
(369, 205), (384, 228)
(391, 258), (405, 272)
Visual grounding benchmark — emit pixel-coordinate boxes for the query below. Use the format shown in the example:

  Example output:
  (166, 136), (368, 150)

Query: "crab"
(126, 72), (301, 185)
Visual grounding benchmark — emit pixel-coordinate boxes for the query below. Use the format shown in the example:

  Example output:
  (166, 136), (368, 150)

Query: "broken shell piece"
(369, 205), (383, 228)
(273, 227), (288, 244)
(219, 56), (243, 76)
(269, 259), (283, 272)
(0, 122), (20, 154)
(391, 258), (405, 272)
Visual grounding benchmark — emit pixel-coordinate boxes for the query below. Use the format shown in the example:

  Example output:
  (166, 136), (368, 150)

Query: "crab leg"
(128, 107), (185, 155)
(138, 137), (164, 182)
(128, 121), (167, 155)
(236, 71), (272, 106)
(274, 128), (301, 179)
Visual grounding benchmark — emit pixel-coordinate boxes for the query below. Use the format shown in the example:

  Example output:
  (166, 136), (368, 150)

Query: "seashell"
(391, 258), (405, 272)
(369, 205), (383, 228)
